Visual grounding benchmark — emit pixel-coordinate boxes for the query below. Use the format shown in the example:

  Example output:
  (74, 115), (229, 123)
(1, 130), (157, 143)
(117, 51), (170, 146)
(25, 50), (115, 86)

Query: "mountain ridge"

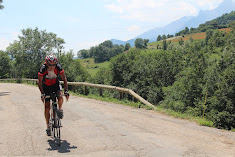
(111, 0), (235, 46)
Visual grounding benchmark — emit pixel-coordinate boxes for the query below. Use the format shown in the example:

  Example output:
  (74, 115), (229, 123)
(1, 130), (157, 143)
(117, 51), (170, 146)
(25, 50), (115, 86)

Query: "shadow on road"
(47, 139), (78, 153)
(0, 92), (11, 96)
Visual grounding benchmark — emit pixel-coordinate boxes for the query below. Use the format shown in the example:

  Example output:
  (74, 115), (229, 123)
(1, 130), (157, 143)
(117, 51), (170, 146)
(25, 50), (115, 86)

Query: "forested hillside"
(92, 23), (235, 130)
(175, 11), (235, 36)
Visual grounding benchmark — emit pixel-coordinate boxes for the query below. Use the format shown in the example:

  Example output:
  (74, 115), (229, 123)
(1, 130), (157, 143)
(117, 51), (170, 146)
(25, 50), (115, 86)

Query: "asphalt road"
(0, 83), (234, 157)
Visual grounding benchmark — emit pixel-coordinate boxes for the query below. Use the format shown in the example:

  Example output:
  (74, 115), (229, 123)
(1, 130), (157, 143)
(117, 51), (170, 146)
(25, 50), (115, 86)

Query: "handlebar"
(44, 94), (68, 99)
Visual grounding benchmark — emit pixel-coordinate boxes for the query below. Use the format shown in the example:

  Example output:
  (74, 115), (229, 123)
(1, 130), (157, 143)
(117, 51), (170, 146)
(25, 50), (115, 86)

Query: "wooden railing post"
(119, 92), (123, 100)
(84, 86), (88, 95)
(99, 88), (103, 97)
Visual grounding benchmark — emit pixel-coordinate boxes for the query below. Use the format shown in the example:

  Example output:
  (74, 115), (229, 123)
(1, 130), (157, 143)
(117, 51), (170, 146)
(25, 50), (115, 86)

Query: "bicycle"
(45, 92), (67, 146)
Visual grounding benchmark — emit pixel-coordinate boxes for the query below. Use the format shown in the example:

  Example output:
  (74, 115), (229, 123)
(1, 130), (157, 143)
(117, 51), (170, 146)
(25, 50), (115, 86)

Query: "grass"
(79, 58), (110, 76)
(69, 91), (152, 109)
(148, 27), (231, 48)
(155, 106), (214, 127)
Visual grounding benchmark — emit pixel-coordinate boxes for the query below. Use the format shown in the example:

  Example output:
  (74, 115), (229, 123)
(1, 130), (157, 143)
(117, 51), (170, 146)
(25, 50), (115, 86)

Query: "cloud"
(105, 4), (124, 13)
(127, 25), (141, 32)
(0, 39), (10, 51)
(104, 0), (222, 24)
(194, 0), (223, 10)
(73, 39), (108, 51)
(12, 32), (21, 40)
(0, 32), (20, 50)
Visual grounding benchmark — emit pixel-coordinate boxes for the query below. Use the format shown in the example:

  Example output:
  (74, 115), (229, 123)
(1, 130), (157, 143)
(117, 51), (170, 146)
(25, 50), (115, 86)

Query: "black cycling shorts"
(42, 81), (62, 102)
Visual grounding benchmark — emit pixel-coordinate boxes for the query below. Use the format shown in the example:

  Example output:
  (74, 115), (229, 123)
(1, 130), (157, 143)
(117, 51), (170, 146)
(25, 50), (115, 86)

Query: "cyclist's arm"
(60, 72), (68, 91)
(37, 75), (45, 94)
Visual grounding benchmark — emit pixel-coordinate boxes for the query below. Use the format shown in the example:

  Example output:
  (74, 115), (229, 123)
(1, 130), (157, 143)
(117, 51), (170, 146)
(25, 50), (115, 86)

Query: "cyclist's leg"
(42, 83), (52, 129)
(57, 93), (64, 119)
(45, 100), (51, 127)
(55, 82), (64, 119)
(44, 94), (52, 136)
(58, 91), (63, 109)
(56, 82), (63, 109)
(45, 100), (51, 136)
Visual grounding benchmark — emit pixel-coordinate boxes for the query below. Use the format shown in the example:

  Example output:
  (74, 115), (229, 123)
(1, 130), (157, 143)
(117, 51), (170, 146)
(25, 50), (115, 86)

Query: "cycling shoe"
(46, 128), (51, 136)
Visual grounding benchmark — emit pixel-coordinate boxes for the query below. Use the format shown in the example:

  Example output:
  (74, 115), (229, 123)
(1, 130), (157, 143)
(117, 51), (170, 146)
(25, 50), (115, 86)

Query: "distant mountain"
(111, 0), (235, 47)
(134, 16), (194, 43)
(109, 39), (126, 46)
(180, 0), (235, 30)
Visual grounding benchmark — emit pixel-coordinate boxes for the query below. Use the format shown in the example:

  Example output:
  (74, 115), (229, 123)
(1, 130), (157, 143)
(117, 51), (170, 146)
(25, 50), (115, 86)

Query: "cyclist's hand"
(64, 90), (70, 101)
(41, 93), (45, 102)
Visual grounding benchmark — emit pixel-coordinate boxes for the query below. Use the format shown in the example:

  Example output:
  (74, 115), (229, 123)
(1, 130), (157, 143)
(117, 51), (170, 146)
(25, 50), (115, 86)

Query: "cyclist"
(37, 54), (69, 136)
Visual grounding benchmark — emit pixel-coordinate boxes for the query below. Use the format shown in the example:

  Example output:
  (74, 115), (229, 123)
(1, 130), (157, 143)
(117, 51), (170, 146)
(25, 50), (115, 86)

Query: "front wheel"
(52, 109), (61, 145)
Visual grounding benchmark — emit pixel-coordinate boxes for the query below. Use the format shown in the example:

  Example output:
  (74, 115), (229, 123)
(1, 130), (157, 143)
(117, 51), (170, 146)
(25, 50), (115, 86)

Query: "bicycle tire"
(57, 119), (61, 146)
(52, 108), (61, 146)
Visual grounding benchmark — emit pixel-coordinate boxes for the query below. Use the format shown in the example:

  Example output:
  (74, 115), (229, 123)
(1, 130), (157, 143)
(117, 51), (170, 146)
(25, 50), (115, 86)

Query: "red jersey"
(38, 62), (64, 86)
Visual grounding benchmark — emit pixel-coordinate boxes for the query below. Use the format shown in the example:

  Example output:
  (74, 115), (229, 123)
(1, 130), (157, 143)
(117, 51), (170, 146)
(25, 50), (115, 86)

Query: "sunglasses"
(48, 63), (56, 67)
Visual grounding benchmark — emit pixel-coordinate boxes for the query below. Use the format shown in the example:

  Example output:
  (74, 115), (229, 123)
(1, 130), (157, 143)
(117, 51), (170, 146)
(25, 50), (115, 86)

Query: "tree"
(205, 22), (235, 129)
(101, 40), (113, 48)
(163, 39), (167, 50)
(162, 35), (166, 40)
(90, 42), (124, 63)
(179, 38), (184, 45)
(183, 27), (190, 34)
(190, 27), (196, 33)
(111, 44), (123, 58)
(211, 21), (219, 29)
(135, 38), (144, 49)
(0, 51), (11, 78)
(207, 30), (227, 49)
(0, 0), (4, 10)
(6, 27), (65, 78)
(94, 45), (110, 63)
(143, 39), (149, 49)
(205, 29), (214, 45)
(167, 34), (171, 38)
(58, 51), (89, 82)
(189, 36), (194, 43)
(157, 35), (162, 41)
(156, 44), (160, 49)
(162, 41), (206, 113)
(93, 67), (111, 85)
(89, 46), (96, 58)
(78, 49), (89, 59)
(57, 50), (73, 72)
(124, 43), (131, 51)
(110, 49), (140, 87)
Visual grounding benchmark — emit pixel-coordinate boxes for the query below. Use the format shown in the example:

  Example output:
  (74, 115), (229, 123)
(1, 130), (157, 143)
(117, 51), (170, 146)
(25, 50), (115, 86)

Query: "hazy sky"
(0, 0), (224, 55)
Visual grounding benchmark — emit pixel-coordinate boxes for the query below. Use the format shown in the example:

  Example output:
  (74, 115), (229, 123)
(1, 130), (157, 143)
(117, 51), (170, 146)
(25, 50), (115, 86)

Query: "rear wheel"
(57, 119), (61, 146)
(52, 109), (61, 146)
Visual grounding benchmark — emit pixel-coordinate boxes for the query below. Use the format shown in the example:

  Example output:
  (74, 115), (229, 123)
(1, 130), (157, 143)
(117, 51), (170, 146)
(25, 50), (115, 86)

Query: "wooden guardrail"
(0, 78), (156, 109)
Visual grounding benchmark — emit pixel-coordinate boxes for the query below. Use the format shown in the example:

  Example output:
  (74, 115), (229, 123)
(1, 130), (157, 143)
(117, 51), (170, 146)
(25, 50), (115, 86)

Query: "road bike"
(45, 92), (67, 146)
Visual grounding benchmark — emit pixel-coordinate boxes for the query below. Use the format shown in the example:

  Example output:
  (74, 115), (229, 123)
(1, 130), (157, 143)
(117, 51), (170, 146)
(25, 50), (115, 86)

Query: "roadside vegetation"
(80, 58), (110, 76)
(1, 11), (234, 130)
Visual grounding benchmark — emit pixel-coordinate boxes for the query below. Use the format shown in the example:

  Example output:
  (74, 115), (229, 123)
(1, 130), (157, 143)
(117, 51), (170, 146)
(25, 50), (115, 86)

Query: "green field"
(80, 58), (110, 76)
(147, 27), (231, 48)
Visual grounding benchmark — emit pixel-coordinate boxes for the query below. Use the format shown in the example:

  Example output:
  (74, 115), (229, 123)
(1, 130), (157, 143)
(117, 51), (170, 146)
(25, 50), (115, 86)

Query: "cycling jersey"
(38, 62), (64, 86)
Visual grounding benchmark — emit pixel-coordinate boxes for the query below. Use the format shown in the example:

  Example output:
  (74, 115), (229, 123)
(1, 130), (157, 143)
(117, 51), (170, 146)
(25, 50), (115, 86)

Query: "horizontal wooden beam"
(0, 78), (156, 109)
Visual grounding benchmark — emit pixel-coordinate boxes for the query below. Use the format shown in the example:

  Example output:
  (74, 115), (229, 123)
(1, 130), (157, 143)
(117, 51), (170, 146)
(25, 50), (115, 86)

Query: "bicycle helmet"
(45, 54), (58, 63)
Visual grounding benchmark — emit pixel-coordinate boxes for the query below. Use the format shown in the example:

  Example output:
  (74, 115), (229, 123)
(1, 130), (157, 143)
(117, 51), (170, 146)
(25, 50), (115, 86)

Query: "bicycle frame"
(45, 92), (65, 146)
